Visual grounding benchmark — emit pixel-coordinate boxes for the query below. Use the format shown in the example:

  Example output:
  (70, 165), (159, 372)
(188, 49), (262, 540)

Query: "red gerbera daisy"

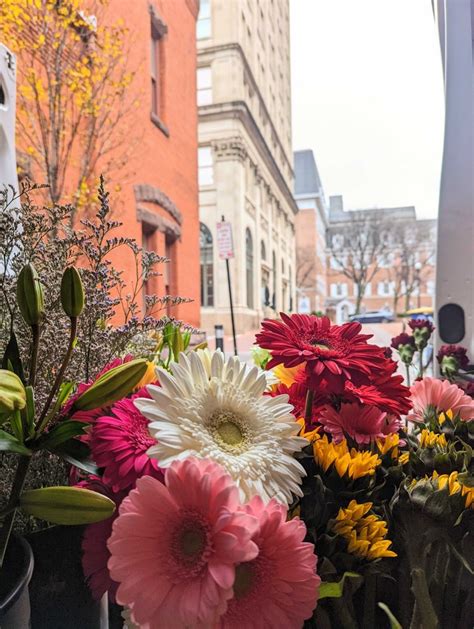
(90, 390), (164, 492)
(256, 314), (386, 394)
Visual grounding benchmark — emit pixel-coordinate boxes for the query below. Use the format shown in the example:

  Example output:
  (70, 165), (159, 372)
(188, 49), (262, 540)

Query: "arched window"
(260, 240), (266, 261)
(281, 259), (285, 275)
(246, 228), (254, 309)
(200, 223), (214, 307)
(289, 265), (293, 311)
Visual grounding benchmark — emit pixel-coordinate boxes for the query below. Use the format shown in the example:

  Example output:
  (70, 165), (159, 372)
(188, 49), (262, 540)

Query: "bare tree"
(327, 212), (392, 314)
(387, 222), (436, 313)
(296, 247), (315, 290)
(0, 0), (140, 209)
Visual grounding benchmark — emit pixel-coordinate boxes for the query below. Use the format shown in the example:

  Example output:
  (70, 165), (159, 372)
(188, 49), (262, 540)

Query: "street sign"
(216, 221), (234, 259)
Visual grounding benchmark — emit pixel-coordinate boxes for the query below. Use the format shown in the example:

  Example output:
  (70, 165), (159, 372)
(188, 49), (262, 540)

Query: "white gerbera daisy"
(134, 350), (307, 505)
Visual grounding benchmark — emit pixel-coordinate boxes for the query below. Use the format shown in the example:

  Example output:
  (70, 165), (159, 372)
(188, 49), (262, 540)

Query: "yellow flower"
(333, 500), (397, 560)
(432, 471), (474, 509)
(296, 418), (320, 443)
(438, 409), (454, 425)
(272, 363), (303, 388)
(399, 452), (410, 465)
(133, 361), (157, 391)
(376, 433), (400, 459)
(313, 435), (381, 480)
(420, 429), (447, 449)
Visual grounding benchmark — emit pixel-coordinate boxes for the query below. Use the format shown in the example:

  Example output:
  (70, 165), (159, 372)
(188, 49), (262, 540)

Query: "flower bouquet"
(71, 313), (474, 628)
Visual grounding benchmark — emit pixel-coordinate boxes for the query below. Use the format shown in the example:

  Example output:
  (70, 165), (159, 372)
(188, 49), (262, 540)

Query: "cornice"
(197, 42), (293, 176)
(200, 102), (298, 215)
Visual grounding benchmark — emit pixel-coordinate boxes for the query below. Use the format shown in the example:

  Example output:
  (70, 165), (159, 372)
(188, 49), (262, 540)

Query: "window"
(197, 67), (212, 106)
(200, 223), (214, 307)
(198, 147), (214, 186)
(332, 234), (344, 249)
(427, 280), (435, 296)
(260, 240), (266, 261)
(246, 229), (254, 309)
(281, 259), (285, 275)
(330, 283), (348, 298)
(197, 0), (211, 39)
(378, 281), (393, 296)
(150, 10), (167, 121)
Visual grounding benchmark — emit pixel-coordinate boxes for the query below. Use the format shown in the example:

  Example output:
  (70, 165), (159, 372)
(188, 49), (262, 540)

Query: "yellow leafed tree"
(0, 0), (138, 207)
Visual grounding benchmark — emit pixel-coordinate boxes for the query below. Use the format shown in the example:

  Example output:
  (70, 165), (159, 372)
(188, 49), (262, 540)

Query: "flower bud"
(61, 267), (85, 318)
(73, 359), (148, 411)
(0, 369), (26, 414)
(440, 355), (459, 379)
(16, 264), (44, 326)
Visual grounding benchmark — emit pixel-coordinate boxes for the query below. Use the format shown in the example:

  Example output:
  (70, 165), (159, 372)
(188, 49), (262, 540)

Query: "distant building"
(294, 150), (328, 314)
(326, 196), (436, 323)
(197, 0), (297, 335)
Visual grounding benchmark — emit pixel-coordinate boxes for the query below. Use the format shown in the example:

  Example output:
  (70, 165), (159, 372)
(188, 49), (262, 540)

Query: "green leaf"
(0, 429), (31, 455)
(2, 331), (25, 383)
(318, 572), (361, 599)
(19, 487), (115, 525)
(378, 603), (402, 629)
(52, 438), (98, 475)
(38, 420), (86, 451)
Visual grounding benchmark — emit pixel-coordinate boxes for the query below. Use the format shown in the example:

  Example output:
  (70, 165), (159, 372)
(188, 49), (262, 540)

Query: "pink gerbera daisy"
(107, 458), (259, 628)
(408, 377), (474, 422)
(319, 402), (399, 445)
(217, 495), (320, 629)
(90, 390), (163, 492)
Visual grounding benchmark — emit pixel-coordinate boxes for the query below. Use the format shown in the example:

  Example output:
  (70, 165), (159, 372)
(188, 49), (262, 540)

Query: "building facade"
(294, 150), (328, 315)
(6, 0), (201, 327)
(197, 0), (297, 335)
(326, 196), (436, 323)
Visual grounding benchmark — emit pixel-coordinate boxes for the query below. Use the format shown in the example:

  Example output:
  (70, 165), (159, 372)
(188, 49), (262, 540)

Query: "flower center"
(208, 409), (250, 454)
(169, 510), (212, 581)
(216, 420), (243, 445)
(233, 562), (256, 599)
(179, 526), (207, 559)
(311, 342), (330, 350)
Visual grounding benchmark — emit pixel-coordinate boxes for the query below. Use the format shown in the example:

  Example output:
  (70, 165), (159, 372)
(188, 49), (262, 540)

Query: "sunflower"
(256, 314), (387, 394)
(332, 500), (397, 560)
(313, 435), (381, 480)
(135, 351), (307, 505)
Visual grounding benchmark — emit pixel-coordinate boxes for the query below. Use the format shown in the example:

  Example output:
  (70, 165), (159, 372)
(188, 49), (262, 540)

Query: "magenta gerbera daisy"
(77, 477), (125, 602)
(90, 391), (163, 492)
(319, 402), (399, 445)
(217, 495), (320, 628)
(256, 314), (386, 394)
(107, 458), (259, 628)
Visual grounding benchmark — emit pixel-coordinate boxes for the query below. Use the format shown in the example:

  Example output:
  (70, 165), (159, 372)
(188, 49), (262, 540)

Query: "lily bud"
(73, 359), (148, 411)
(16, 263), (44, 326)
(0, 369), (26, 414)
(61, 267), (85, 318)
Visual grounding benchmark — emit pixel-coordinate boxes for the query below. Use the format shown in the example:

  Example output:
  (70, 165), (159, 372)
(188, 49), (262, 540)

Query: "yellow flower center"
(209, 410), (250, 453)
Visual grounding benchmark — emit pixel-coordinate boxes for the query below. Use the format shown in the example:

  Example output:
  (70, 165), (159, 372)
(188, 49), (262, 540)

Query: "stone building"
(197, 0), (297, 335)
(294, 150), (329, 315)
(326, 196), (437, 323)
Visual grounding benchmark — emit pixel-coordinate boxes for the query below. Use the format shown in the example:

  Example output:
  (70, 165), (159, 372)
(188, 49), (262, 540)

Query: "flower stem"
(410, 567), (439, 629)
(36, 317), (77, 434)
(28, 324), (40, 387)
(0, 455), (31, 569)
(418, 349), (424, 379)
(405, 363), (411, 387)
(304, 389), (314, 427)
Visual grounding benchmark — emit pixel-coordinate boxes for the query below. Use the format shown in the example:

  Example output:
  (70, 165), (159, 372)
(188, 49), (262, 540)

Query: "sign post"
(217, 216), (238, 356)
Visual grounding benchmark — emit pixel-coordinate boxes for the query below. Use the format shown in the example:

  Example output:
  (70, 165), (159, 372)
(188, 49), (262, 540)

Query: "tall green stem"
(29, 324), (41, 386)
(410, 568), (439, 629)
(418, 349), (424, 379)
(0, 455), (31, 568)
(405, 363), (411, 387)
(36, 317), (77, 433)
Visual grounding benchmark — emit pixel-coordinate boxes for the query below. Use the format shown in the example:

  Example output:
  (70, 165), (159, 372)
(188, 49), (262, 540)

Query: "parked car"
(349, 310), (395, 324)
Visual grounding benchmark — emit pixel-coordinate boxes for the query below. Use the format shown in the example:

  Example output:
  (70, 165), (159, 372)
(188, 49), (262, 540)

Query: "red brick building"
(110, 0), (200, 327)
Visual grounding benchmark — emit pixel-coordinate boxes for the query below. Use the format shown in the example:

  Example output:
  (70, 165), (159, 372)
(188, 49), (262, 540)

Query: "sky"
(290, 0), (445, 219)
